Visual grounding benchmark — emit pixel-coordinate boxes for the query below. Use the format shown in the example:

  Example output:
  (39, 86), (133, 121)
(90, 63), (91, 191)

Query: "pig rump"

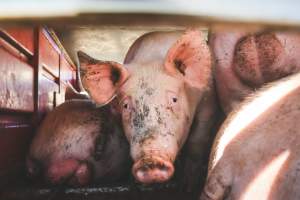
(27, 100), (130, 186)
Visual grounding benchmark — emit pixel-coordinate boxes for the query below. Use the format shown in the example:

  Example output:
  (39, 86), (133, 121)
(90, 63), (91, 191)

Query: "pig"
(209, 30), (300, 114)
(78, 30), (218, 191)
(27, 96), (130, 186)
(200, 30), (300, 199)
(200, 71), (300, 200)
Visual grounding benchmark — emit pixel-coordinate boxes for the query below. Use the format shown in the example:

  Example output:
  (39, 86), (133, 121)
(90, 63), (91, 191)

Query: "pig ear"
(78, 51), (129, 106)
(164, 30), (212, 89)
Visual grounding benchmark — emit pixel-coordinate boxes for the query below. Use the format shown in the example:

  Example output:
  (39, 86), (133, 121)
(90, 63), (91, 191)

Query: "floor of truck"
(0, 174), (198, 200)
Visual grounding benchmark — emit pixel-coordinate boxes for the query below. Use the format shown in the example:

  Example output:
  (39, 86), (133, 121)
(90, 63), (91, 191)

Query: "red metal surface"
(39, 31), (60, 78)
(38, 73), (59, 115)
(0, 27), (76, 185)
(60, 54), (74, 84)
(0, 181), (196, 200)
(0, 42), (34, 112)
(2, 28), (34, 55)
(0, 114), (34, 180)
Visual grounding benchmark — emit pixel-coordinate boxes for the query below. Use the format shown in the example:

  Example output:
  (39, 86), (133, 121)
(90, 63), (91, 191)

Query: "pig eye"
(167, 91), (179, 106)
(121, 97), (132, 112)
(121, 97), (132, 120)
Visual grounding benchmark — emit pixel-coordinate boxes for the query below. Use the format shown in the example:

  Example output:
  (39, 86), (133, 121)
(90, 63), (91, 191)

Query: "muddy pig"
(78, 30), (218, 190)
(200, 70), (300, 200)
(27, 89), (130, 186)
(210, 30), (300, 114)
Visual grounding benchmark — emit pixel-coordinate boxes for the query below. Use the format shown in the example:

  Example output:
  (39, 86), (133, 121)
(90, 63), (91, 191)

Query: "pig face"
(118, 65), (192, 184)
(79, 30), (212, 184)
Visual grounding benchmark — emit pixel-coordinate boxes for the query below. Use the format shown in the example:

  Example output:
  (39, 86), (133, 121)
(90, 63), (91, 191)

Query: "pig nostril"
(133, 157), (174, 184)
(136, 169), (146, 179)
(158, 165), (169, 172)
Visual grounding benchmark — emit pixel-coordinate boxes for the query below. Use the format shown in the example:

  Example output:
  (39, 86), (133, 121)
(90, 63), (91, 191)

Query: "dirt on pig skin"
(27, 99), (130, 186)
(210, 30), (300, 114)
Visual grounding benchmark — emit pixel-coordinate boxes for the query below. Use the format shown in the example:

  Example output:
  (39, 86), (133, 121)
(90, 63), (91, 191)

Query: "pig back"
(204, 73), (300, 200)
(29, 100), (107, 163)
(124, 31), (182, 64)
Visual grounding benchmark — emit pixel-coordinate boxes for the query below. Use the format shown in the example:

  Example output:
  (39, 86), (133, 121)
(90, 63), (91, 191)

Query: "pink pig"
(200, 30), (300, 199)
(78, 30), (218, 190)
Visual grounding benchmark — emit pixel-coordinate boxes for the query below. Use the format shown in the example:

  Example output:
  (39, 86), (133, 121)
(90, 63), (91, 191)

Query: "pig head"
(79, 30), (217, 188)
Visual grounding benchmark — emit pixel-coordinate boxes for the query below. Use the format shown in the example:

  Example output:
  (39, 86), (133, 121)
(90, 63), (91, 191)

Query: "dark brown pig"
(200, 72), (300, 200)
(78, 30), (218, 190)
(27, 99), (130, 186)
(210, 30), (300, 114)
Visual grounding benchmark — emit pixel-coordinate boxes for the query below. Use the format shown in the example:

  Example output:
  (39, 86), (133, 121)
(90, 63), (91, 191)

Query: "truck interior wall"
(0, 26), (76, 187)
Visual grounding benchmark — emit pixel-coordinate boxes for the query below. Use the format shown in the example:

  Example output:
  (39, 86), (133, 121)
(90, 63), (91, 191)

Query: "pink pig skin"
(79, 30), (218, 191)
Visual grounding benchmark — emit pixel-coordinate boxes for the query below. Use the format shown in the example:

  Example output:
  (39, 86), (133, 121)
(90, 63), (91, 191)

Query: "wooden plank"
(0, 42), (34, 112)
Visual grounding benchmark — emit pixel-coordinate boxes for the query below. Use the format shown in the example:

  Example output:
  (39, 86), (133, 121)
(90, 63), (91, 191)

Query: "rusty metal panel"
(38, 72), (59, 115)
(0, 126), (33, 177)
(39, 30), (60, 78)
(0, 41), (34, 112)
(2, 28), (34, 55)
(60, 54), (74, 84)
(0, 181), (195, 200)
(0, 114), (34, 182)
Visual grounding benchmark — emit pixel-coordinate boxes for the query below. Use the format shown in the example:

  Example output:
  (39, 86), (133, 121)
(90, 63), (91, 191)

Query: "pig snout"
(27, 158), (91, 186)
(130, 138), (178, 184)
(132, 155), (174, 184)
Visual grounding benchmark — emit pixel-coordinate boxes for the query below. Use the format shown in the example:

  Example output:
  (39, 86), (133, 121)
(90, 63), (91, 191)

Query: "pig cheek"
(168, 106), (190, 149)
(166, 100), (182, 120)
(122, 110), (134, 141)
(177, 114), (191, 148)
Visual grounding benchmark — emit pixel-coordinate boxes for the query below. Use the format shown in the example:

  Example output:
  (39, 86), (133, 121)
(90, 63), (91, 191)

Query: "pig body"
(210, 30), (300, 114)
(201, 72), (300, 200)
(27, 99), (130, 186)
(79, 30), (217, 190)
